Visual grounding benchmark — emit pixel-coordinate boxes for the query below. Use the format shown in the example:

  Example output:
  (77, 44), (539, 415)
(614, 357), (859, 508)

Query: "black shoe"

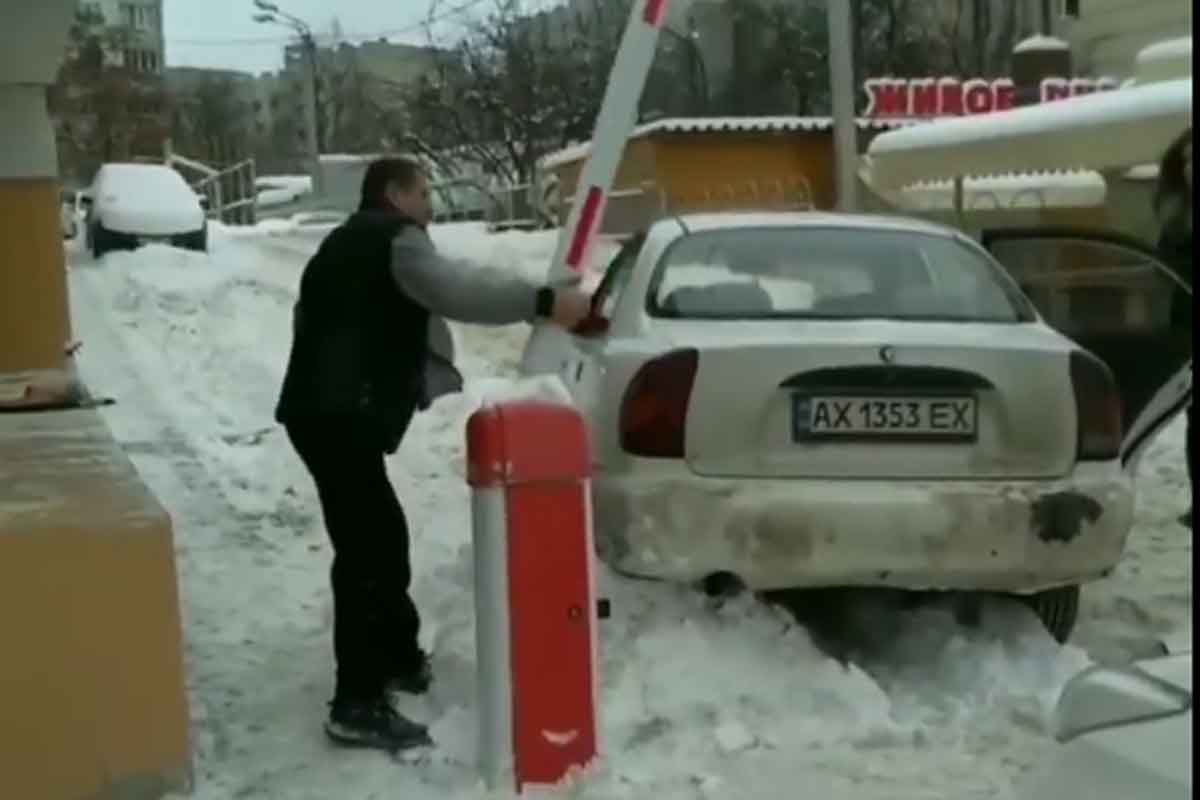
(324, 698), (433, 752)
(387, 652), (433, 696)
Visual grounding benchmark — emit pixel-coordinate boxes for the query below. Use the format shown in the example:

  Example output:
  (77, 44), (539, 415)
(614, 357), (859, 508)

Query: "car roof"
(664, 210), (961, 239)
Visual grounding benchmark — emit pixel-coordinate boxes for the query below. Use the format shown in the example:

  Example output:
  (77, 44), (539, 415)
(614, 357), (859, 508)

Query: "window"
(592, 232), (646, 320)
(120, 3), (137, 27)
(989, 238), (1181, 336)
(1062, 0), (1080, 18)
(647, 226), (1034, 323)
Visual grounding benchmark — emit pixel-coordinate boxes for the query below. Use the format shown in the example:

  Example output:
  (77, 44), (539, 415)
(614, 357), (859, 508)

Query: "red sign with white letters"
(864, 76), (1121, 118)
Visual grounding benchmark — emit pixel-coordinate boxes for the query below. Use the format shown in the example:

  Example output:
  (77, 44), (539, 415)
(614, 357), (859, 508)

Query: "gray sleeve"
(389, 227), (541, 325)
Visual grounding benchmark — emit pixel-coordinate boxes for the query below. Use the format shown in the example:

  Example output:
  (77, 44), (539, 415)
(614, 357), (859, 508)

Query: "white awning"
(890, 171), (1108, 211)
(861, 77), (1192, 191)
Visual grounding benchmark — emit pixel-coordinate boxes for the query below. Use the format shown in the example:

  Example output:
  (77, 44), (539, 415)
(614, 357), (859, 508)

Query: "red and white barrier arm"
(547, 0), (673, 283)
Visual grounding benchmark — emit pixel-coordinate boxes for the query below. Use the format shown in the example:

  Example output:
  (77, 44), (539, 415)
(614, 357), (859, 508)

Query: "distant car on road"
(1018, 648), (1192, 799)
(523, 211), (1192, 642)
(84, 162), (208, 257)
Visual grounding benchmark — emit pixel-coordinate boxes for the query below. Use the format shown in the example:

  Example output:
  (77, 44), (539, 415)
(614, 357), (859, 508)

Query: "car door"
(558, 233), (646, 419)
(982, 227), (1192, 471)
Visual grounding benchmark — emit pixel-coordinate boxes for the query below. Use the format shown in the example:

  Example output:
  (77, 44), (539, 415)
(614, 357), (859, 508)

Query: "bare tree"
(402, 0), (631, 184)
(940, 0), (1021, 77)
(169, 75), (253, 165)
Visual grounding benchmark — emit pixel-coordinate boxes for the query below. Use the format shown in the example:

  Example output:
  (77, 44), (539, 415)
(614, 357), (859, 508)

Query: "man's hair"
(1154, 127), (1192, 218)
(359, 156), (423, 212)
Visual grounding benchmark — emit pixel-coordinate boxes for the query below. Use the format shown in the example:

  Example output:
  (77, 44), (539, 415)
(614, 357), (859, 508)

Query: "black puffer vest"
(275, 210), (429, 452)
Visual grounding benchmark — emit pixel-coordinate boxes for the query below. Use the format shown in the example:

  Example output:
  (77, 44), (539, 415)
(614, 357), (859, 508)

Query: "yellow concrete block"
(0, 409), (191, 800)
(0, 178), (72, 375)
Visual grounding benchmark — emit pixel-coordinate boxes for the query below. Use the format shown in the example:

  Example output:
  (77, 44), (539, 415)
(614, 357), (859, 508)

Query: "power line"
(167, 0), (494, 48)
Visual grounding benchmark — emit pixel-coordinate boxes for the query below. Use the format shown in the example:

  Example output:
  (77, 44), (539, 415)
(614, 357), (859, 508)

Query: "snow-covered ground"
(64, 222), (1191, 799)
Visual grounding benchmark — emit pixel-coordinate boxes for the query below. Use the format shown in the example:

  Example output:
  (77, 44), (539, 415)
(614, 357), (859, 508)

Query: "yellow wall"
(651, 132), (838, 212)
(0, 179), (71, 374)
(0, 410), (193, 800)
(0, 4), (193, 797)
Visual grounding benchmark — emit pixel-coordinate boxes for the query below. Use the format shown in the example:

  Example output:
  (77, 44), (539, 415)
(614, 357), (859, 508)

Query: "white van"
(84, 162), (208, 257)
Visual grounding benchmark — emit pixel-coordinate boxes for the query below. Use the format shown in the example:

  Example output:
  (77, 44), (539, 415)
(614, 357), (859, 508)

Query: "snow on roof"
(1137, 37), (1192, 67)
(1013, 35), (1070, 53)
(540, 116), (916, 170)
(862, 78), (1192, 189)
(1134, 37), (1192, 85)
(1124, 163), (1161, 181)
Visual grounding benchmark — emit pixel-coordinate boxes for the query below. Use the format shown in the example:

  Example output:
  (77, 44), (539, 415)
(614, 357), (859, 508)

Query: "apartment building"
(76, 0), (165, 74)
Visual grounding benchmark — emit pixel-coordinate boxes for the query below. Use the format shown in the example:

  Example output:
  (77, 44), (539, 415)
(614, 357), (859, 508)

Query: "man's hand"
(549, 287), (592, 330)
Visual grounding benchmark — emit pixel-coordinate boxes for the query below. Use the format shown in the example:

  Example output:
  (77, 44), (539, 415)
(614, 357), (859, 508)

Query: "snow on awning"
(540, 116), (915, 171)
(1134, 37), (1191, 85)
(860, 78), (1192, 191)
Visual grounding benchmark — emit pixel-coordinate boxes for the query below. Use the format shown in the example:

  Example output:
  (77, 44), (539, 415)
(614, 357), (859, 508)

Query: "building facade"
(77, 0), (165, 74)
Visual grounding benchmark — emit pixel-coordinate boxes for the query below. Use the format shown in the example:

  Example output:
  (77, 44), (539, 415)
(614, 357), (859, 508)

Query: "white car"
(1019, 648), (1192, 799)
(523, 212), (1192, 642)
(84, 162), (208, 257)
(60, 189), (82, 239)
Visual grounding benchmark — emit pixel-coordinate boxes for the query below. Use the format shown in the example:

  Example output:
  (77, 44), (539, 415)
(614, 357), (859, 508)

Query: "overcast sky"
(163, 0), (471, 74)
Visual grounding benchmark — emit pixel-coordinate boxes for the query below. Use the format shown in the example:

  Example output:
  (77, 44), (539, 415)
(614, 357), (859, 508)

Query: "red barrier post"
(466, 401), (599, 794)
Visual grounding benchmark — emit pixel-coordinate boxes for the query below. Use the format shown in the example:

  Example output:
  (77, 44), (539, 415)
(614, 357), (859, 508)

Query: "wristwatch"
(535, 286), (555, 319)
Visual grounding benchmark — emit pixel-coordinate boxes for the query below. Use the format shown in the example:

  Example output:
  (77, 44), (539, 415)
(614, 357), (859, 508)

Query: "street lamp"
(252, 0), (322, 195)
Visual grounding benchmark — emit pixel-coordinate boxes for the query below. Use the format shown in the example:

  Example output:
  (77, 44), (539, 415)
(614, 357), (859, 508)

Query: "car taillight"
(619, 348), (699, 458)
(1070, 350), (1122, 461)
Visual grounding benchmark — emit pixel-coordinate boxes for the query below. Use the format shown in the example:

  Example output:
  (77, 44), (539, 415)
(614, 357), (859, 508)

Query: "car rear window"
(647, 226), (1036, 323)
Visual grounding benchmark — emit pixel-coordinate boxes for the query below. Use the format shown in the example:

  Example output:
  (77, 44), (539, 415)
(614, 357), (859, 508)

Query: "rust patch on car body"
(1032, 491), (1104, 543)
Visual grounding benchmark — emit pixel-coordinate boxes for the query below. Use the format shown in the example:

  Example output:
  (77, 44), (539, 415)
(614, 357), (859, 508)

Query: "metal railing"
(167, 152), (259, 226)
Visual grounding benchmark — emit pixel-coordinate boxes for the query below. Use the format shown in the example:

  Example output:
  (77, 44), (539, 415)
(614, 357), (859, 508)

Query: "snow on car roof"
(98, 162), (190, 192)
(95, 162), (201, 215)
(667, 210), (957, 238)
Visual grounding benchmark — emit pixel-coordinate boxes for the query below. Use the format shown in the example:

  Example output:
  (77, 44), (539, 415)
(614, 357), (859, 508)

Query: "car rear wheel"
(1020, 584), (1080, 644)
(174, 227), (207, 252)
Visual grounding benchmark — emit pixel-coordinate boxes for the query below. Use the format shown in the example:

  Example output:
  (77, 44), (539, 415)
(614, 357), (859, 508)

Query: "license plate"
(792, 395), (977, 441)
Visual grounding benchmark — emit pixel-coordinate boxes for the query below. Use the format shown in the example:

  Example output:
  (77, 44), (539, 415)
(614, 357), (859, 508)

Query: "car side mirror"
(197, 195), (210, 211)
(80, 195), (93, 209)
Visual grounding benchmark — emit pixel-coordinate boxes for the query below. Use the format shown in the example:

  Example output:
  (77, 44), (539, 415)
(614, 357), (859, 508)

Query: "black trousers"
(286, 412), (423, 703)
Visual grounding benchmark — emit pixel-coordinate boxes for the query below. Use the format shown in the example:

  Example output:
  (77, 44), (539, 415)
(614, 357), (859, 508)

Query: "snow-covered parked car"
(1019, 649), (1192, 799)
(84, 162), (208, 257)
(523, 211), (1192, 642)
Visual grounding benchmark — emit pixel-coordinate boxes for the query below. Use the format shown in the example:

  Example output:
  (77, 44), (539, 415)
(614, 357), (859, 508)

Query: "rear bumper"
(592, 466), (1134, 593)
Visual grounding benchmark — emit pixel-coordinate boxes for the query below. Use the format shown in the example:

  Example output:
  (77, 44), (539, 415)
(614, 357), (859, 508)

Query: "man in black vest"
(275, 157), (590, 752)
